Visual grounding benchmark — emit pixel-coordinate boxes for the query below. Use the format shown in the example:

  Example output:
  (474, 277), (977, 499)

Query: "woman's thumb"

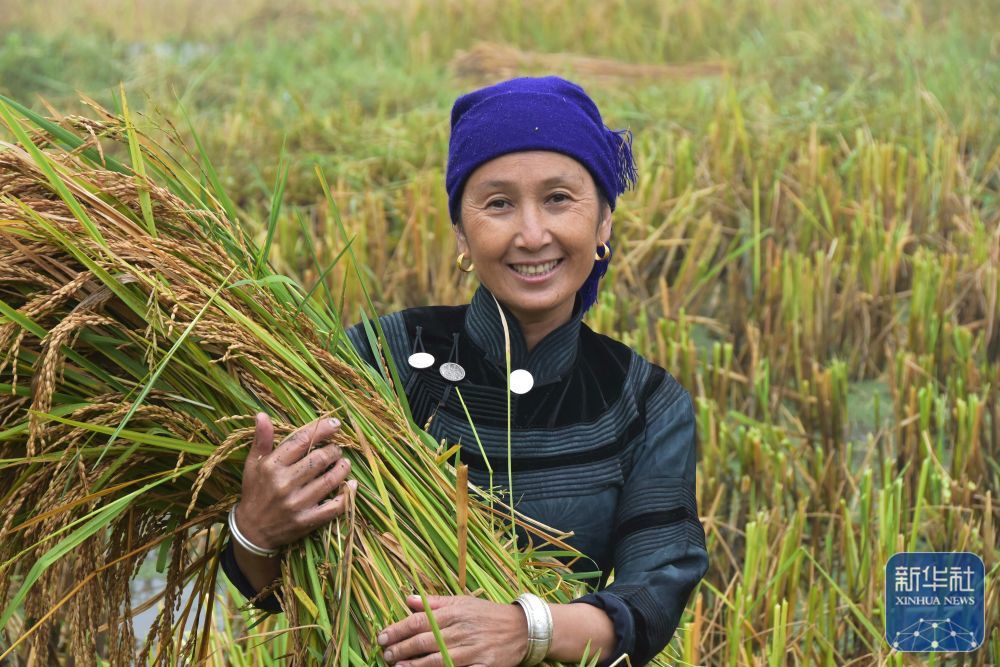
(250, 412), (275, 463)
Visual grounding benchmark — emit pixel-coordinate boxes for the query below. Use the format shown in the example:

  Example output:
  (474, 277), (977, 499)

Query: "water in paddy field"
(846, 378), (892, 440)
(130, 551), (235, 644)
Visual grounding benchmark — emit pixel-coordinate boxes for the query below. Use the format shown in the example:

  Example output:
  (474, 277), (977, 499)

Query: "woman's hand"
(231, 412), (356, 594)
(378, 595), (528, 667)
(236, 412), (356, 550)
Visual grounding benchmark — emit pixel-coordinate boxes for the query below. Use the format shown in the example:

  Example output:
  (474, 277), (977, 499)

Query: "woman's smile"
(508, 258), (563, 280)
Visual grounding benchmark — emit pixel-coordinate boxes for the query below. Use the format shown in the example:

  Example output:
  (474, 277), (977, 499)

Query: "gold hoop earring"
(456, 252), (475, 273)
(595, 243), (610, 261)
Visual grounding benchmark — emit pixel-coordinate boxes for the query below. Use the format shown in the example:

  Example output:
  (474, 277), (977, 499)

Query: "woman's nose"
(513, 205), (551, 250)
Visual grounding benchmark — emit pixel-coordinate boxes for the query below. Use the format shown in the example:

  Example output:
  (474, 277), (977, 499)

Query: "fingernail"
(348, 480), (358, 491)
(378, 632), (388, 645)
(383, 649), (393, 661)
(328, 418), (340, 428)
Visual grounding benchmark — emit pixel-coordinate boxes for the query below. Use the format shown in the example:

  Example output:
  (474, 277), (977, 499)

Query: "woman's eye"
(549, 193), (570, 204)
(487, 199), (509, 209)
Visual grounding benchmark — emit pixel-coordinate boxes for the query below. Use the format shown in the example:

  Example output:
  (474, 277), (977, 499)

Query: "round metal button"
(509, 369), (534, 394)
(408, 352), (435, 369)
(439, 362), (466, 382)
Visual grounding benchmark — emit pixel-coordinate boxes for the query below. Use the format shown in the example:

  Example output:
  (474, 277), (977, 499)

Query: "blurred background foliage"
(1, 0), (998, 663)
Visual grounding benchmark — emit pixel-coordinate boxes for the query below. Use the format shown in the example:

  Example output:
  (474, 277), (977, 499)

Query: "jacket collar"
(463, 284), (585, 386)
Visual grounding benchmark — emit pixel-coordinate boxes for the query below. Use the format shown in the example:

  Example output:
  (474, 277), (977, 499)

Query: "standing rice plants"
(0, 99), (623, 666)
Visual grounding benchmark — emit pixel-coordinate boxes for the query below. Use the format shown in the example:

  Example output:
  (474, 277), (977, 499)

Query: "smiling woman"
(223, 76), (708, 667)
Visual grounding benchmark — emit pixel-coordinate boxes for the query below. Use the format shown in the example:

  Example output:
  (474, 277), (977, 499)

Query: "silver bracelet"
(228, 504), (280, 558)
(513, 592), (552, 666)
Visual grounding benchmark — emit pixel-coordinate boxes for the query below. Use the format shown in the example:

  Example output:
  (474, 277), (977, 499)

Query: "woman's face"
(456, 151), (612, 325)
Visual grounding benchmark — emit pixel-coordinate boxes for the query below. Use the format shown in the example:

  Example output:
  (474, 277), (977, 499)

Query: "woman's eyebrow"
(538, 175), (581, 188)
(472, 175), (580, 192)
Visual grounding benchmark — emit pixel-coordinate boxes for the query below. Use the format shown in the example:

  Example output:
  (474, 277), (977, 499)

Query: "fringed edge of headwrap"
(610, 128), (638, 195)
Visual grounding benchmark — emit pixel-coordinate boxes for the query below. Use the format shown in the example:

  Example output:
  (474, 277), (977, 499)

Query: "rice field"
(0, 0), (998, 664)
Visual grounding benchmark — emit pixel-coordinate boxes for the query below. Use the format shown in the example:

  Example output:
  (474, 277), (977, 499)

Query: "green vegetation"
(0, 0), (997, 664)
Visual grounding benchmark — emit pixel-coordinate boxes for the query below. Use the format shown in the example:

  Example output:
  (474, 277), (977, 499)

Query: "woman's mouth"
(509, 259), (562, 279)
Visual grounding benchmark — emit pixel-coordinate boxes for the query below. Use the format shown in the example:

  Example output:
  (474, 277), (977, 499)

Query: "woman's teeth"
(511, 259), (560, 276)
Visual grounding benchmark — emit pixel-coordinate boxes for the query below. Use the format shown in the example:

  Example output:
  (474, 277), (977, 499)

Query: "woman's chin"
(492, 289), (577, 323)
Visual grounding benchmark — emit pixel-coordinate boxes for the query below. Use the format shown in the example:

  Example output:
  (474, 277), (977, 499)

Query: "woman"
(223, 76), (709, 667)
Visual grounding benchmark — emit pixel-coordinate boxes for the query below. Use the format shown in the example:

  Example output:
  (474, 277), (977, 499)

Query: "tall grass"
(0, 0), (998, 664)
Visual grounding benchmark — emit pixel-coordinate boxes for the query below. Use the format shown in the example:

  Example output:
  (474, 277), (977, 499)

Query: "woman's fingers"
(392, 653), (482, 667)
(380, 600), (453, 648)
(299, 455), (351, 503)
(405, 595), (448, 612)
(383, 635), (485, 667)
(272, 417), (341, 466)
(293, 443), (345, 481)
(382, 630), (441, 665)
(297, 480), (357, 529)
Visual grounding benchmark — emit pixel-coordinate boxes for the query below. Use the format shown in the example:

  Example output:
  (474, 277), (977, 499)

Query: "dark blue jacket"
(223, 285), (708, 665)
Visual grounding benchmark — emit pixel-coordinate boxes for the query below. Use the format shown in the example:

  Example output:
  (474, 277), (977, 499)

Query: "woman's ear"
(453, 222), (470, 255)
(597, 200), (613, 244)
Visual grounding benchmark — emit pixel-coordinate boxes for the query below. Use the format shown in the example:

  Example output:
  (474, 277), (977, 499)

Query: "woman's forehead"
(465, 151), (593, 192)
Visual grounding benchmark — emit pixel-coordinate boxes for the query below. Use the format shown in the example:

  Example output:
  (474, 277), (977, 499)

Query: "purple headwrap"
(445, 76), (636, 312)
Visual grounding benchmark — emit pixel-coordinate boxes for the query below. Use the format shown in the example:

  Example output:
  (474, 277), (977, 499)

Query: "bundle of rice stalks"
(0, 96), (601, 666)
